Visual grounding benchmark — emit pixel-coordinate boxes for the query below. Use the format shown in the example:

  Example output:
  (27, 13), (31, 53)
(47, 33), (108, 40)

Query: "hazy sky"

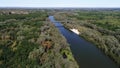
(0, 0), (120, 8)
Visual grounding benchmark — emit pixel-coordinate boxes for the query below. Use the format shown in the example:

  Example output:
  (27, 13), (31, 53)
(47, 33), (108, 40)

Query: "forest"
(0, 8), (120, 68)
(0, 9), (78, 68)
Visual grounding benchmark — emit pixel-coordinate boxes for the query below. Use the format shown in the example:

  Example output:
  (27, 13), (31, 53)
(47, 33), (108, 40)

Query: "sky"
(0, 0), (120, 8)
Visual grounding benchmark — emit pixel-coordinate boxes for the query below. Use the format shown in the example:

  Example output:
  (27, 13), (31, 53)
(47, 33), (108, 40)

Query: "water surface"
(49, 16), (118, 68)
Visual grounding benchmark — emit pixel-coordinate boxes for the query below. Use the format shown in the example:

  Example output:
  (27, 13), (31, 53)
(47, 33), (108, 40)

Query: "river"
(49, 16), (118, 68)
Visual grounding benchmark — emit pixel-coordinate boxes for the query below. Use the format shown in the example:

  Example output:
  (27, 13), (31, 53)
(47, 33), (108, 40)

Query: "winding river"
(49, 16), (118, 68)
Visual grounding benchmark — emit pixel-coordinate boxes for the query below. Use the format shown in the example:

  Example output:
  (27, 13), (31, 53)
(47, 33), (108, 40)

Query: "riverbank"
(60, 21), (120, 66)
(53, 11), (120, 67)
(48, 17), (79, 68)
(50, 16), (118, 68)
(70, 29), (80, 35)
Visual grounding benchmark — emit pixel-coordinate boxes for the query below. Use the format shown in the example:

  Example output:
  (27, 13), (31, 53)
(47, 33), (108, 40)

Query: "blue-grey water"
(49, 16), (118, 68)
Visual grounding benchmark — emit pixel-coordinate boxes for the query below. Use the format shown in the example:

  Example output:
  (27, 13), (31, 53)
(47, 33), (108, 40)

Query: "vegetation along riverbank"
(54, 9), (120, 66)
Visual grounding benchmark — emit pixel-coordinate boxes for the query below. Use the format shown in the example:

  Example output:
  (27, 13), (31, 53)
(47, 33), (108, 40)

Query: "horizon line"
(0, 6), (120, 9)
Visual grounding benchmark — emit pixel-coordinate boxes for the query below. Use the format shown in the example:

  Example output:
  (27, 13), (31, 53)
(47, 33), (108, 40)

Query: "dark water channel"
(49, 16), (118, 68)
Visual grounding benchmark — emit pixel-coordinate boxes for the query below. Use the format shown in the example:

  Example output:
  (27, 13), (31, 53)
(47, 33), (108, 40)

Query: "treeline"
(0, 10), (48, 21)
